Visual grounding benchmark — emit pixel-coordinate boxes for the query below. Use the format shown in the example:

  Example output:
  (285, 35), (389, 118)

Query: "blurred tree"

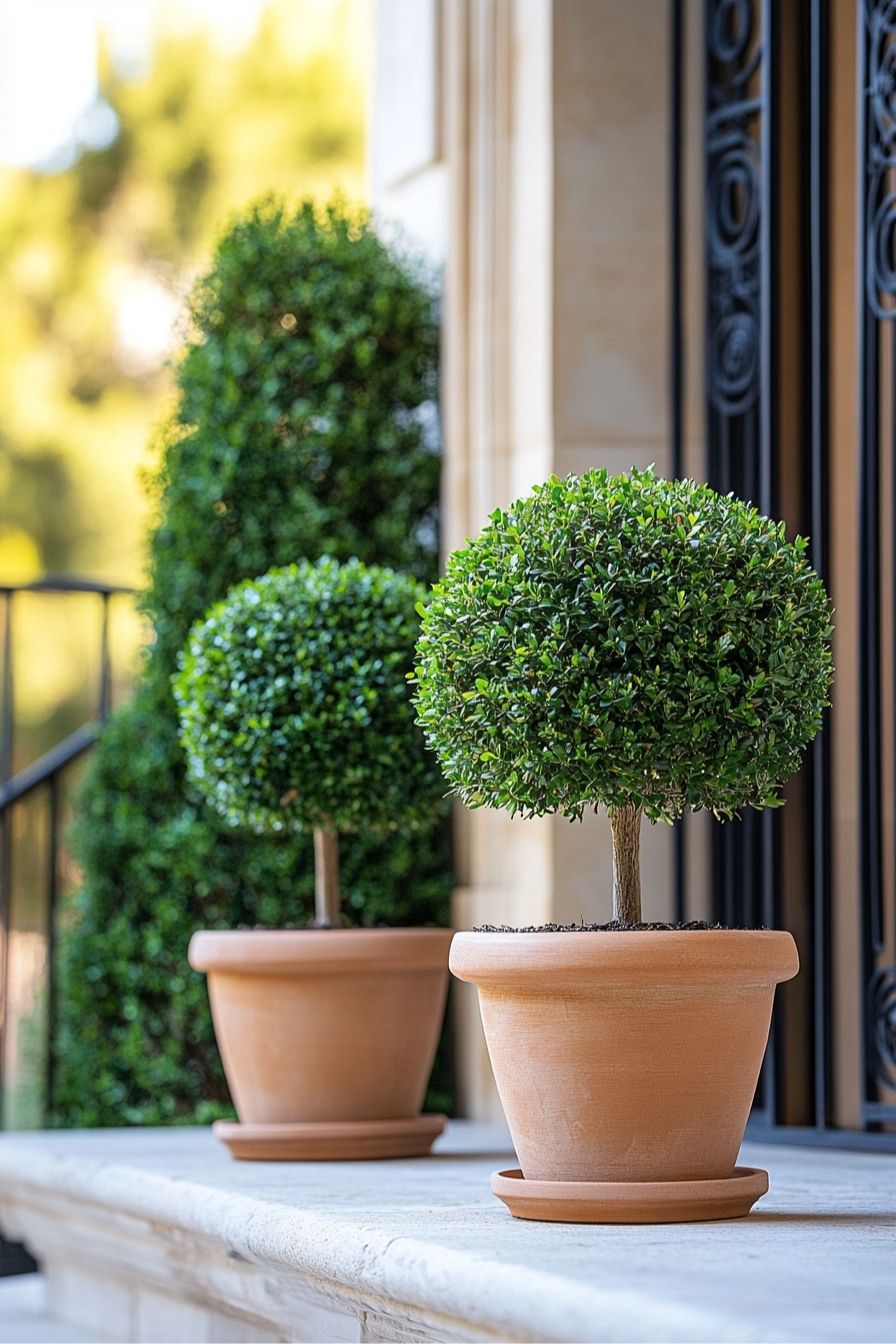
(0, 0), (366, 589)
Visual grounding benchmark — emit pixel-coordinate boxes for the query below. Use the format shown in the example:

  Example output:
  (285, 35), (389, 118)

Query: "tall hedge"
(54, 200), (452, 1127)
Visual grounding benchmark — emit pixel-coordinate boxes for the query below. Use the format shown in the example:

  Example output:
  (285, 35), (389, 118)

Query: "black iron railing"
(0, 578), (134, 1133)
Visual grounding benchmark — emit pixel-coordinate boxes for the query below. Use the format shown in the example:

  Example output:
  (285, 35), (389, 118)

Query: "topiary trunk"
(313, 826), (341, 926)
(609, 804), (641, 924)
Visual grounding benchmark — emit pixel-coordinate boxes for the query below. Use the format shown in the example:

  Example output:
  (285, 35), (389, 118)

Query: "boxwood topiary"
(175, 557), (443, 925)
(147, 198), (441, 670)
(412, 466), (833, 924)
(54, 199), (452, 1128)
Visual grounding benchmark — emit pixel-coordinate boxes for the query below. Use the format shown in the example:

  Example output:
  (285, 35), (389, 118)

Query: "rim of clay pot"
(449, 929), (798, 989)
(189, 926), (453, 974)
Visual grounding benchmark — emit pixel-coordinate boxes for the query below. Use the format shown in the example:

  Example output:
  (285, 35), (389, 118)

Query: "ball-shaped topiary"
(175, 557), (443, 925)
(412, 466), (833, 922)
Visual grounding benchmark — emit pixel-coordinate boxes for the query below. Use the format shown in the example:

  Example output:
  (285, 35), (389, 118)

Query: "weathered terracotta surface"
(450, 930), (799, 1184)
(491, 1165), (769, 1223)
(190, 928), (452, 1126)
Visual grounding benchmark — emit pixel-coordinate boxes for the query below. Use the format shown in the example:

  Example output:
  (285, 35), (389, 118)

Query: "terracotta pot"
(189, 928), (452, 1125)
(450, 930), (798, 1184)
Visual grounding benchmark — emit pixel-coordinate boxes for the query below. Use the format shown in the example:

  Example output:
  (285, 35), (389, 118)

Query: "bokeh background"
(1, 0), (368, 766)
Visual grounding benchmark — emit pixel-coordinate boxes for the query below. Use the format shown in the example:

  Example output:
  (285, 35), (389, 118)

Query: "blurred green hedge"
(53, 200), (452, 1127)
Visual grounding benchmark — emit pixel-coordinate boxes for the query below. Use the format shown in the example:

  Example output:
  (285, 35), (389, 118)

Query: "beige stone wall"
(369, 0), (447, 260)
(372, 0), (679, 1118)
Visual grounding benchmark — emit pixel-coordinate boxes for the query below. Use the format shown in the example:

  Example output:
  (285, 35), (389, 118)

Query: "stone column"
(440, 0), (677, 1118)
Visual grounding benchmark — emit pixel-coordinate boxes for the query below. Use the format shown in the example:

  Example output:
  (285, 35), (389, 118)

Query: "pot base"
(491, 1165), (769, 1224)
(213, 1114), (446, 1162)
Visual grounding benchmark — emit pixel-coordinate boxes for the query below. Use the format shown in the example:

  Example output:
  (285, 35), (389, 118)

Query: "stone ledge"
(0, 1123), (893, 1343)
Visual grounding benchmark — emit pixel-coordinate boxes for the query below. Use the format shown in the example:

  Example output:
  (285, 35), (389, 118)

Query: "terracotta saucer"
(213, 1114), (446, 1161)
(491, 1165), (769, 1224)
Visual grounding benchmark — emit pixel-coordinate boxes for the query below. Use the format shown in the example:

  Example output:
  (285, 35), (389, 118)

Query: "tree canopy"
(175, 558), (442, 836)
(413, 467), (834, 825)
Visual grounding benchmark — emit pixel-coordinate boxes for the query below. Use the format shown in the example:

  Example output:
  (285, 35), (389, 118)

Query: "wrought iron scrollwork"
(865, 0), (896, 319)
(706, 0), (763, 414)
(868, 967), (896, 1090)
(860, 0), (896, 1132)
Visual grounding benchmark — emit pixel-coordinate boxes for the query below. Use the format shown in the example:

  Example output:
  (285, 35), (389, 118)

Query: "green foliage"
(148, 198), (440, 671)
(54, 199), (451, 1129)
(175, 558), (442, 836)
(58, 684), (450, 1127)
(413, 466), (833, 825)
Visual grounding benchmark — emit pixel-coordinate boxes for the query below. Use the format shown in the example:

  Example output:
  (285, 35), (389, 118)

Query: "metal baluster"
(99, 591), (112, 722)
(0, 592), (13, 1118)
(670, 0), (687, 924)
(44, 773), (60, 1119)
(858, 0), (886, 1128)
(808, 0), (832, 1134)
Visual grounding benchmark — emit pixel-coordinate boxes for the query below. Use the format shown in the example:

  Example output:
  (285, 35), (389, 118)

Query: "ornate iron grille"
(681, 0), (895, 1145)
(859, 0), (896, 1132)
(705, 0), (766, 453)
